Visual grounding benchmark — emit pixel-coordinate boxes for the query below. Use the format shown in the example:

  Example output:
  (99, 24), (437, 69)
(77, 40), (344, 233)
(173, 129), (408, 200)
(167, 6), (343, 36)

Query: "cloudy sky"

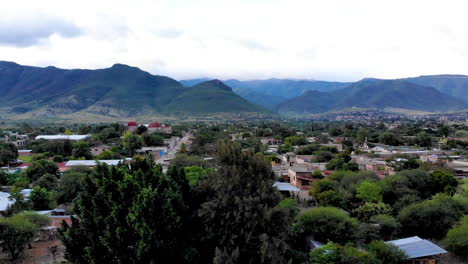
(1, 0), (468, 81)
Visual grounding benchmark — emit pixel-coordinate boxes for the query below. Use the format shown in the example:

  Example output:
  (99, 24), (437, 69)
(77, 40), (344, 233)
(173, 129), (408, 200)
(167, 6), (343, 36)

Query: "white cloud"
(0, 0), (467, 81)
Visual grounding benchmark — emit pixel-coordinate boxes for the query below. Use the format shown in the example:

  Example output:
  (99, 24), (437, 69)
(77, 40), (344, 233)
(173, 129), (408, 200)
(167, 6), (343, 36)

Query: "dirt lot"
(0, 239), (66, 264)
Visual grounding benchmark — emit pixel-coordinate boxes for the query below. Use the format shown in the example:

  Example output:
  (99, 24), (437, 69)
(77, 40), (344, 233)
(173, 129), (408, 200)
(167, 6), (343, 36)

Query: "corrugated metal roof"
(273, 182), (300, 192)
(387, 236), (447, 258)
(0, 192), (13, 212)
(36, 135), (90, 140)
(65, 160), (123, 166)
(309, 240), (324, 248)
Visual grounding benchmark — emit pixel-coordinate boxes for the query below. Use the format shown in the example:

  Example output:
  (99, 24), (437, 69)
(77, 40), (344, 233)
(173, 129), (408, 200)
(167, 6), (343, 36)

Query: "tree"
(309, 242), (377, 264)
(56, 166), (92, 204)
(369, 214), (401, 240)
(387, 158), (420, 171)
(184, 166), (206, 187)
(431, 170), (458, 194)
(353, 202), (391, 222)
(33, 173), (59, 191)
(309, 242), (341, 264)
(179, 142), (188, 153)
(399, 194), (465, 239)
(326, 153), (358, 171)
(356, 181), (382, 203)
(379, 132), (400, 146)
(122, 131), (143, 157)
(445, 215), (468, 257)
(24, 159), (59, 182)
(278, 198), (300, 219)
(59, 157), (194, 263)
(0, 170), (17, 185)
(198, 140), (290, 263)
(0, 214), (37, 260)
(135, 125), (148, 135)
(72, 140), (92, 159)
(310, 180), (349, 208)
(143, 133), (164, 146)
(415, 131), (432, 147)
(368, 240), (408, 264)
(171, 153), (206, 168)
(19, 212), (50, 227)
(30, 186), (54, 210)
(0, 142), (18, 166)
(284, 136), (307, 146)
(355, 128), (369, 145)
(295, 207), (358, 244)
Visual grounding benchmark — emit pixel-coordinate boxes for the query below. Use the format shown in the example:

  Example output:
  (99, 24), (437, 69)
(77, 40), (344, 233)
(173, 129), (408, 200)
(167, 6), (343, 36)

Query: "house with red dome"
(148, 121), (172, 133)
(125, 121), (139, 132)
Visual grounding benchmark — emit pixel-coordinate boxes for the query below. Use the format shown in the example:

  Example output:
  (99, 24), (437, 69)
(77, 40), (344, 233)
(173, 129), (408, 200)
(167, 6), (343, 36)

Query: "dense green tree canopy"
(445, 215), (468, 257)
(295, 207), (358, 244)
(198, 140), (290, 263)
(59, 157), (194, 263)
(0, 214), (38, 260)
(399, 194), (465, 239)
(24, 159), (59, 182)
(0, 142), (18, 166)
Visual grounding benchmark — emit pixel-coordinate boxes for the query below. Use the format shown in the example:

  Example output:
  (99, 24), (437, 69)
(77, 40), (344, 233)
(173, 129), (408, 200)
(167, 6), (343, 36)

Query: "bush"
(399, 194), (464, 239)
(368, 240), (408, 264)
(445, 215), (468, 257)
(309, 242), (377, 264)
(0, 214), (37, 260)
(278, 198), (300, 219)
(296, 207), (358, 244)
(369, 214), (401, 240)
(354, 202), (391, 222)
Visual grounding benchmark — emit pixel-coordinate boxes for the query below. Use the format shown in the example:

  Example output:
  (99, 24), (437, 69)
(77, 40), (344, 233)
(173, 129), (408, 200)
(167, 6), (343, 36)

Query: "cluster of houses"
(265, 135), (468, 196)
(0, 131), (30, 147)
(125, 121), (172, 133)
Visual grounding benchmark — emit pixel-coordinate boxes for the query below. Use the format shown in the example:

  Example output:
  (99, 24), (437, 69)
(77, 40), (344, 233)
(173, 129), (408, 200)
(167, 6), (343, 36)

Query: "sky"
(1, 0), (468, 81)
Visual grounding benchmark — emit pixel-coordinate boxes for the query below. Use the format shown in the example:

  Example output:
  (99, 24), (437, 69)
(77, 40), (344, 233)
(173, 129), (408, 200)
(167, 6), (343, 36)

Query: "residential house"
(147, 121), (172, 133)
(126, 121), (139, 132)
(447, 160), (468, 179)
(260, 138), (283, 146)
(1, 132), (29, 147)
(281, 152), (297, 166)
(295, 155), (315, 164)
(321, 143), (344, 152)
(288, 165), (321, 190)
(18, 149), (33, 156)
(386, 236), (447, 264)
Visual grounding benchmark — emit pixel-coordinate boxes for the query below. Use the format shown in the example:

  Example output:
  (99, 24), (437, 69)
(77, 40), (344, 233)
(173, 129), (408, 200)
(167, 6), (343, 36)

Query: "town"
(0, 119), (467, 263)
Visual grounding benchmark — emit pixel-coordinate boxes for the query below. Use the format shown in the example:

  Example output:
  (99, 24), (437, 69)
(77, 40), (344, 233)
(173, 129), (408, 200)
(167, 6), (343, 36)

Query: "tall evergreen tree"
(198, 140), (290, 264)
(59, 156), (192, 263)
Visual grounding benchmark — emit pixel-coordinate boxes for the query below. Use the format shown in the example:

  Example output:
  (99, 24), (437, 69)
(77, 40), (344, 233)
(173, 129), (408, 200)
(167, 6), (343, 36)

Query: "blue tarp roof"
(387, 236), (447, 258)
(273, 182), (300, 192)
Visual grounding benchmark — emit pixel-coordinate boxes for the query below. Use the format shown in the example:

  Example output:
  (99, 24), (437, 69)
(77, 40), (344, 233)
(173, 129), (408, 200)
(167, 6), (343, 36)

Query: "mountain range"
(275, 78), (467, 114)
(182, 76), (468, 114)
(0, 61), (264, 120)
(0, 61), (466, 120)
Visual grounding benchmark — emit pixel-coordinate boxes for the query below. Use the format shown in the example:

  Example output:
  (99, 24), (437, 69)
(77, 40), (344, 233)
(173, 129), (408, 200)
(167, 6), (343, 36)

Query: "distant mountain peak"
(109, 63), (142, 72)
(198, 79), (233, 91)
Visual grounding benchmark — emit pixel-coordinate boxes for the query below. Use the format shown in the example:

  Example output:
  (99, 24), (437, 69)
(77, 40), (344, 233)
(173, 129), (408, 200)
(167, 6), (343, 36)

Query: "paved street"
(155, 133), (191, 165)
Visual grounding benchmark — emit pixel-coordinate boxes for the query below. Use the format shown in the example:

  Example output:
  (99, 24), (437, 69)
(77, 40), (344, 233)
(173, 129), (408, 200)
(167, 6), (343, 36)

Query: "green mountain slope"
(165, 80), (268, 114)
(404, 75), (468, 102)
(276, 79), (468, 114)
(0, 62), (267, 118)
